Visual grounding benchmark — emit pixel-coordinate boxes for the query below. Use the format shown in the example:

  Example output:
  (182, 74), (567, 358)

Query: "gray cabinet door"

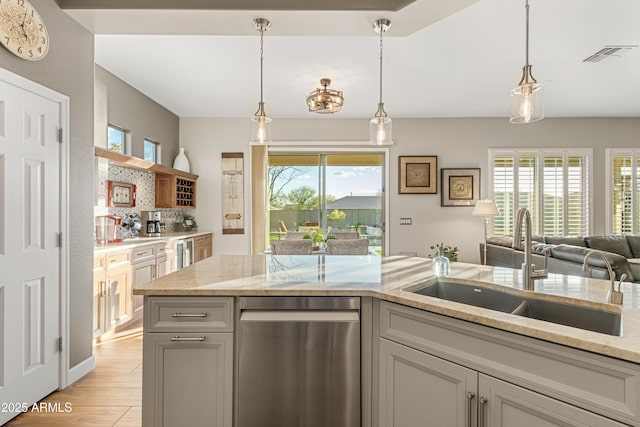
(378, 338), (478, 427)
(131, 258), (155, 313)
(479, 374), (626, 427)
(142, 332), (233, 427)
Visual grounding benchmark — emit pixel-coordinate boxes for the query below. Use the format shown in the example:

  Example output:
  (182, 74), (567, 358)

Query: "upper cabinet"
(156, 174), (197, 208)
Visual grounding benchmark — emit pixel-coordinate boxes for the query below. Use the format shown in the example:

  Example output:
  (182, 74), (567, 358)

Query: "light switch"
(400, 218), (412, 225)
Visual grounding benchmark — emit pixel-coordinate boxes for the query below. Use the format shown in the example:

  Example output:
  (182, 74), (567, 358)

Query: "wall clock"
(0, 0), (49, 61)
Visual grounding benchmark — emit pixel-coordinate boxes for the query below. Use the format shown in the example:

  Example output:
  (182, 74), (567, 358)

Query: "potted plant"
(429, 243), (459, 262)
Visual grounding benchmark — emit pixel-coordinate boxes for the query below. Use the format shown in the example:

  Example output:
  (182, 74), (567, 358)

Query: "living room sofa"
(484, 235), (640, 283)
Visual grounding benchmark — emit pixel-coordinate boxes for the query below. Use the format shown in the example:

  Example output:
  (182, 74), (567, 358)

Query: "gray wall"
(95, 65), (180, 166)
(181, 117), (640, 263)
(0, 1), (94, 368)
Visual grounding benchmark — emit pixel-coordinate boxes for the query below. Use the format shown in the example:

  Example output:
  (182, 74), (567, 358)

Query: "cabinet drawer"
(194, 234), (212, 245)
(94, 255), (105, 270)
(155, 241), (173, 256)
(132, 244), (156, 262)
(106, 251), (130, 268)
(145, 296), (234, 332)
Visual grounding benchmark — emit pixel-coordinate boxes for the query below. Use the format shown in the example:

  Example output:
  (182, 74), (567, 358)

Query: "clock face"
(0, 0), (49, 61)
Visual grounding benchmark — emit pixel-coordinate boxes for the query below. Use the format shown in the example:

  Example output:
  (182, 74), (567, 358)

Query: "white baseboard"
(66, 355), (96, 387)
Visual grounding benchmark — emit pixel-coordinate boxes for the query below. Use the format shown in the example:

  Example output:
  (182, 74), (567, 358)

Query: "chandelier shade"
(250, 18), (272, 145)
(510, 0), (544, 124)
(306, 78), (344, 114)
(370, 18), (393, 145)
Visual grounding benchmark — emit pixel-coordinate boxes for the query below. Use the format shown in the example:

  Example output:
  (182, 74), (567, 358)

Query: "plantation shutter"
(490, 149), (591, 237)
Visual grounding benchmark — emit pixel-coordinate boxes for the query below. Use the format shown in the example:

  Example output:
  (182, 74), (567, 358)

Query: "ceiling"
(64, 0), (640, 119)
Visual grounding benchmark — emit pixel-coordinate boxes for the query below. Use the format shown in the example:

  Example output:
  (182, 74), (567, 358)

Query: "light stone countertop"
(133, 254), (640, 364)
(94, 230), (213, 254)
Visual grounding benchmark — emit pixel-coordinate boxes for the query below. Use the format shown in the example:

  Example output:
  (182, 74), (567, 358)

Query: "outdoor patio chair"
(285, 231), (307, 240)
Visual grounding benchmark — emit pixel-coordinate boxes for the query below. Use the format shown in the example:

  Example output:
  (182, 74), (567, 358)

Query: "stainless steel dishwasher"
(236, 296), (361, 427)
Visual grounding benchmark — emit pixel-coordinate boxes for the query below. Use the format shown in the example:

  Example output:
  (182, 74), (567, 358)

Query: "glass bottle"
(432, 246), (450, 277)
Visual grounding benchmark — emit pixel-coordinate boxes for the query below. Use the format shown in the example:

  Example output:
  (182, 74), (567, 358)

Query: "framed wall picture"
(107, 181), (136, 207)
(398, 156), (438, 194)
(222, 152), (245, 234)
(441, 168), (480, 207)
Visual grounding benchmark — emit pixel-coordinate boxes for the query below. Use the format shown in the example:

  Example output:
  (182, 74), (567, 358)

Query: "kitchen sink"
(409, 279), (622, 336)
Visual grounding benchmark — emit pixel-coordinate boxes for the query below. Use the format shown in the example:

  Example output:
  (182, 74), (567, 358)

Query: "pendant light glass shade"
(370, 114), (392, 146)
(370, 19), (393, 145)
(250, 18), (272, 145)
(510, 1), (543, 124)
(510, 66), (543, 123)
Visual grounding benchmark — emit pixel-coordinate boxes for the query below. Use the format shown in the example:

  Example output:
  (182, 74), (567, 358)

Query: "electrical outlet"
(400, 218), (412, 225)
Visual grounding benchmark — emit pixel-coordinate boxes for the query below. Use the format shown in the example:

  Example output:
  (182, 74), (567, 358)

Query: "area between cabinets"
(93, 233), (212, 340)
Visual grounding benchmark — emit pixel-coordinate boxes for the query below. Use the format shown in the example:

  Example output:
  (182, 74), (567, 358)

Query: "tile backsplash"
(95, 157), (187, 230)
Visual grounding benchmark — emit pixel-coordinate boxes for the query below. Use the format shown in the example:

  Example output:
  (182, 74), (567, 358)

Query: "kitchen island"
(134, 255), (640, 426)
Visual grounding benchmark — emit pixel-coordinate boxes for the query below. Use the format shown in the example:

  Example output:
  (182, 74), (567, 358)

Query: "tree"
(327, 209), (346, 222)
(286, 186), (317, 209)
(267, 165), (304, 208)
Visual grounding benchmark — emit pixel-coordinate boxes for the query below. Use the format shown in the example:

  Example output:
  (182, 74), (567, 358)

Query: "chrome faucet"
(582, 250), (626, 304)
(513, 208), (547, 290)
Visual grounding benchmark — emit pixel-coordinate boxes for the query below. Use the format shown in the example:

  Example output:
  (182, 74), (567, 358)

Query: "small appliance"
(95, 215), (123, 244)
(141, 211), (162, 236)
(183, 216), (197, 231)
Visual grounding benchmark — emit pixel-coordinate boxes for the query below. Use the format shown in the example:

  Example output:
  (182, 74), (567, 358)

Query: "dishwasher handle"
(240, 310), (359, 322)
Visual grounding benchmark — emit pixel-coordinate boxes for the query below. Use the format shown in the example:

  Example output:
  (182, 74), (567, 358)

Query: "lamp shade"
(472, 200), (500, 216)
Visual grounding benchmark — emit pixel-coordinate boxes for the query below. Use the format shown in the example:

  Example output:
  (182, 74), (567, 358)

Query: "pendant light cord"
(378, 26), (384, 106)
(524, 0), (530, 67)
(259, 25), (264, 105)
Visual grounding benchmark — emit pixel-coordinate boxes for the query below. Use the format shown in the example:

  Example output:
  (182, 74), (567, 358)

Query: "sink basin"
(413, 281), (522, 313)
(409, 279), (622, 336)
(511, 299), (622, 336)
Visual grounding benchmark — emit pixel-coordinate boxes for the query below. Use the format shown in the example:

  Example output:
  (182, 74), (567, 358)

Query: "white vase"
(173, 147), (190, 172)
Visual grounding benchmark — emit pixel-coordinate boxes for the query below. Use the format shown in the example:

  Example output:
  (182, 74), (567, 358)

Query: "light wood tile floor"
(8, 325), (143, 427)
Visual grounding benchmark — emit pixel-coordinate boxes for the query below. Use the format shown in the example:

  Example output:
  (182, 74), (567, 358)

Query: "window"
(607, 149), (640, 234)
(107, 124), (126, 153)
(489, 149), (592, 237)
(144, 139), (160, 163)
(266, 151), (386, 253)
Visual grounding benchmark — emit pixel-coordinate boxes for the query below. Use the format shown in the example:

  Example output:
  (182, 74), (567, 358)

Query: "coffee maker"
(141, 211), (162, 236)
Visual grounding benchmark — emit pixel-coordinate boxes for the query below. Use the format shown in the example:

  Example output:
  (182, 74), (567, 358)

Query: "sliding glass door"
(267, 151), (385, 254)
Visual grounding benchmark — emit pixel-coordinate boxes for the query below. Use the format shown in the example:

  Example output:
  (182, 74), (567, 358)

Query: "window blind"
(490, 149), (591, 237)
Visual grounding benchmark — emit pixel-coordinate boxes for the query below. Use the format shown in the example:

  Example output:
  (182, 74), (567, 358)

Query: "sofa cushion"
(486, 236), (513, 248)
(550, 244), (633, 280)
(626, 236), (640, 258)
(544, 236), (586, 247)
(531, 242), (554, 255)
(585, 235), (634, 259)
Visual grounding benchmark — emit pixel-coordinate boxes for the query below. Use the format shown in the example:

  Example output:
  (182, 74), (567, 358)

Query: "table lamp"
(472, 200), (500, 265)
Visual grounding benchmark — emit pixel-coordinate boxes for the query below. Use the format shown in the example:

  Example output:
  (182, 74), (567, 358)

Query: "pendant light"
(250, 18), (271, 145)
(370, 18), (392, 146)
(510, 0), (543, 124)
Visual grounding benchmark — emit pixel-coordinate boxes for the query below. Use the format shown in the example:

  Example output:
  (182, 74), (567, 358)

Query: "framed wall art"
(222, 152), (245, 234)
(398, 156), (438, 194)
(107, 181), (136, 207)
(441, 168), (480, 207)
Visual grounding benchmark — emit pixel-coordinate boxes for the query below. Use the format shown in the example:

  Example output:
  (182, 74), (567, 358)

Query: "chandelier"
(510, 0), (543, 124)
(306, 78), (344, 114)
(250, 18), (271, 145)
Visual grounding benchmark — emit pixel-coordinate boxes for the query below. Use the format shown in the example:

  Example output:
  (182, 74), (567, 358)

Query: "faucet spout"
(582, 250), (624, 304)
(513, 208), (547, 290)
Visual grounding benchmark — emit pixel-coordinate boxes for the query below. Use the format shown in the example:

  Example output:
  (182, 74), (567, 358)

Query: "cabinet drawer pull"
(170, 336), (206, 342)
(466, 392), (475, 427)
(478, 396), (487, 427)
(172, 312), (208, 318)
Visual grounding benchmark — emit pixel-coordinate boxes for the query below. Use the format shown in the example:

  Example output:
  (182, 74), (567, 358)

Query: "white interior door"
(0, 78), (61, 424)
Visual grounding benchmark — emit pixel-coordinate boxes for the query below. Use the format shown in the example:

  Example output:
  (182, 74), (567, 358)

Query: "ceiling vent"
(583, 45), (638, 63)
